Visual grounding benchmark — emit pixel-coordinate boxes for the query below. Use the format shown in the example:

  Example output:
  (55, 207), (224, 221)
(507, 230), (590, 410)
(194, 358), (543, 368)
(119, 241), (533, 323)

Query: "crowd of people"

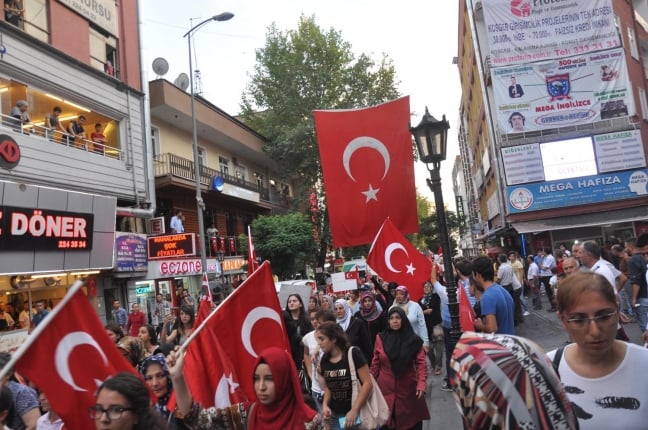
(9, 100), (109, 154)
(0, 236), (647, 429)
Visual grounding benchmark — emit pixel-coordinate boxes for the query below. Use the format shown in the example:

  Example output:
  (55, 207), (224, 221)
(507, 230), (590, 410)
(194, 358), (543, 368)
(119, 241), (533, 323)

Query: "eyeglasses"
(88, 405), (134, 420)
(565, 311), (617, 329)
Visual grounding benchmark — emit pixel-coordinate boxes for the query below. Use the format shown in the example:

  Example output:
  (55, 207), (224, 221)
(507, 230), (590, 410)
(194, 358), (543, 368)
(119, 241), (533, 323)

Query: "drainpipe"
(116, 0), (156, 219)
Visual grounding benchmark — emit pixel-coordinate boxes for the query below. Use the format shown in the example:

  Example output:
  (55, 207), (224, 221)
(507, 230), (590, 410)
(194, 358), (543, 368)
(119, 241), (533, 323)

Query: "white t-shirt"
(548, 343), (648, 429)
(527, 262), (539, 280)
(302, 330), (323, 394)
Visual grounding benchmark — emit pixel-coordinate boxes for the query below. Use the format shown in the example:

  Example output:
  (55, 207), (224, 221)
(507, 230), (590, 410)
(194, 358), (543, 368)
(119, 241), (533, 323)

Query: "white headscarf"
(334, 298), (353, 331)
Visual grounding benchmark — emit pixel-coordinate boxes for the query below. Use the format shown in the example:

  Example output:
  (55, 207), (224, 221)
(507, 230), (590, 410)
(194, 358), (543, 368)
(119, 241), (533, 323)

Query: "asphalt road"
(422, 307), (644, 429)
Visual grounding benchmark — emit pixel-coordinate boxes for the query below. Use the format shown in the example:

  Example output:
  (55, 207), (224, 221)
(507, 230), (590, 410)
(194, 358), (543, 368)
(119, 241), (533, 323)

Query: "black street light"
(184, 12), (234, 273)
(411, 108), (461, 344)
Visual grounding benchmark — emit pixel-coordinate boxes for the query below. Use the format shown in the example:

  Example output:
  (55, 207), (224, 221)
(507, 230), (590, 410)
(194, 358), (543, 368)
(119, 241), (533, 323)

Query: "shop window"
(0, 77), (121, 156)
(90, 25), (118, 78)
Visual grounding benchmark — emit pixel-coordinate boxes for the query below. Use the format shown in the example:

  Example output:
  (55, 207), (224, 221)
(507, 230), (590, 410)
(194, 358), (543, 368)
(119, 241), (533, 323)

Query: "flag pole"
(0, 279), (86, 381)
(180, 261), (271, 352)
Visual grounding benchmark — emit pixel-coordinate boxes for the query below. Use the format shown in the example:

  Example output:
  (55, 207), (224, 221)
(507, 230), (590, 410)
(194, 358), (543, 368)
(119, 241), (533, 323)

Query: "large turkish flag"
(15, 288), (137, 430)
(184, 261), (290, 403)
(314, 97), (418, 247)
(367, 217), (431, 301)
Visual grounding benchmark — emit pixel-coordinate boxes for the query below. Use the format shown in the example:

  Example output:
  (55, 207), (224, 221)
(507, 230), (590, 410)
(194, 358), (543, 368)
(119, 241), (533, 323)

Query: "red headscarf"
(247, 347), (317, 429)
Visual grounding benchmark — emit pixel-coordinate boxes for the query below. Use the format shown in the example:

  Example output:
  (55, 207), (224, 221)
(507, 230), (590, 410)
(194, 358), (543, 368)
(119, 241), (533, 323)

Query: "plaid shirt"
(111, 307), (127, 327)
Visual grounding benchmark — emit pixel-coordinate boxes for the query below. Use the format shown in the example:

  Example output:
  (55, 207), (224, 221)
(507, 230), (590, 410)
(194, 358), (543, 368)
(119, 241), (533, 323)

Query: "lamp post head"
(411, 107), (450, 169)
(212, 12), (234, 22)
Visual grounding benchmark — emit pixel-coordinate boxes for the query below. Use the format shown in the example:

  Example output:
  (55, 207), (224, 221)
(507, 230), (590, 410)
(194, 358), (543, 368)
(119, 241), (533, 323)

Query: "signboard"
(115, 233), (148, 272)
(221, 257), (246, 274)
(593, 130), (646, 173)
(501, 143), (545, 185)
(0, 135), (20, 170)
(483, 0), (619, 67)
(147, 258), (220, 277)
(57, 0), (118, 36)
(331, 272), (358, 292)
(147, 217), (166, 235)
(492, 49), (633, 134)
(147, 234), (195, 260)
(278, 284), (312, 312)
(507, 169), (648, 213)
(0, 206), (93, 250)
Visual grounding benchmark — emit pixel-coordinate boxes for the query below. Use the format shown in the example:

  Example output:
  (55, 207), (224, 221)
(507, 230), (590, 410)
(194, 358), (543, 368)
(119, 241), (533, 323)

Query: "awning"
(511, 206), (648, 234)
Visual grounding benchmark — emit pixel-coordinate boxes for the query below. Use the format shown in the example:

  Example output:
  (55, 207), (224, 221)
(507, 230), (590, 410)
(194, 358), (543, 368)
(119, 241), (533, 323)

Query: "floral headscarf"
(140, 355), (173, 421)
(450, 331), (578, 430)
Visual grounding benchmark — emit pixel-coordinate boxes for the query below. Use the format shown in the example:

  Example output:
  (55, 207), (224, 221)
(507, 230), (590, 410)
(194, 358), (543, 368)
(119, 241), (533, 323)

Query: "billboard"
(483, 0), (619, 67)
(507, 169), (648, 213)
(492, 48), (634, 134)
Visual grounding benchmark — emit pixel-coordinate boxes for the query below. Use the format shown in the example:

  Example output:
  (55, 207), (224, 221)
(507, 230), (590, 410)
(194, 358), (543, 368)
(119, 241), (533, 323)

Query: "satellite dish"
(174, 73), (190, 91)
(212, 176), (225, 192)
(152, 57), (169, 77)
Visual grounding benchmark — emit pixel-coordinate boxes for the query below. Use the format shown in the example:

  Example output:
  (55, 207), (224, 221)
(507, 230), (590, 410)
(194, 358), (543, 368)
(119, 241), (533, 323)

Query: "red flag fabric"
(184, 261), (290, 403)
(458, 280), (476, 331)
(197, 272), (213, 322)
(367, 218), (431, 301)
(314, 97), (418, 247)
(247, 225), (259, 276)
(15, 289), (137, 430)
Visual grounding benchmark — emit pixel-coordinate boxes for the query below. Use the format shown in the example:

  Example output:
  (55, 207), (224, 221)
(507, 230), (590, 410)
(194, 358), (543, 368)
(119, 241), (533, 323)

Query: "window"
(219, 156), (229, 177)
(24, 0), (48, 42)
(198, 147), (207, 167)
(628, 26), (639, 60)
(151, 126), (161, 159)
(254, 172), (263, 190)
(639, 88), (648, 121)
(90, 26), (118, 77)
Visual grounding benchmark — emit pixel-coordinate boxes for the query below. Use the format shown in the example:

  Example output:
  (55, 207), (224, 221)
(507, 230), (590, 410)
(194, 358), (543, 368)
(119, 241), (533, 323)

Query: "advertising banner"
(483, 0), (619, 67)
(492, 48), (634, 134)
(115, 233), (148, 272)
(507, 169), (648, 213)
(593, 130), (646, 173)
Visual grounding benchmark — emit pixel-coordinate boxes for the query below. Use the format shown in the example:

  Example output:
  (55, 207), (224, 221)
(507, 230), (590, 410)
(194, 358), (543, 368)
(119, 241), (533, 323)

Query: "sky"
(139, 1), (462, 208)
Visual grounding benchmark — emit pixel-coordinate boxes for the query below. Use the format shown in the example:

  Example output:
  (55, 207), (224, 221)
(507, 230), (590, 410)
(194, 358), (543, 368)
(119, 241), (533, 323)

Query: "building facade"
(457, 0), (648, 257)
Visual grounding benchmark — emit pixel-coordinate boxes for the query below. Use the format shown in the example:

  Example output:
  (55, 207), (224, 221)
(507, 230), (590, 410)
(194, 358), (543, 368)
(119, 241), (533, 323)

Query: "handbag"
(298, 360), (311, 393)
(347, 347), (389, 429)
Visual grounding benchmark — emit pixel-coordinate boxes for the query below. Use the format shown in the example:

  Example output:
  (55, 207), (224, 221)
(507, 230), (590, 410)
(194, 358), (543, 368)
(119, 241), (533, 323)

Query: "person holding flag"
(168, 346), (326, 429)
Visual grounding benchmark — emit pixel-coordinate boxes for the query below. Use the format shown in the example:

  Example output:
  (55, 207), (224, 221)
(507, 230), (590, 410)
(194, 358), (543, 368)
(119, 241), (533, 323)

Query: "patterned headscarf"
(140, 355), (173, 421)
(450, 331), (579, 430)
(359, 292), (382, 322)
(393, 285), (410, 315)
(320, 294), (335, 311)
(334, 299), (353, 331)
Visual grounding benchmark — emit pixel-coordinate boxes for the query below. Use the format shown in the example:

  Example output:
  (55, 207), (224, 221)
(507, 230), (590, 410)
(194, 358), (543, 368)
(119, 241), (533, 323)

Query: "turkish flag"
(314, 96), (418, 247)
(247, 225), (259, 276)
(458, 282), (476, 332)
(367, 217), (431, 301)
(184, 261), (290, 403)
(14, 289), (137, 430)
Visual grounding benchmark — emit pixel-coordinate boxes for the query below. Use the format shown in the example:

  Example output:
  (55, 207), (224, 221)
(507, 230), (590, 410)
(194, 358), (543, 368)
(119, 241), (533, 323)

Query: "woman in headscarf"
(140, 354), (186, 429)
(390, 286), (429, 348)
(308, 294), (321, 313)
(354, 292), (386, 358)
(334, 298), (372, 361)
(169, 347), (326, 429)
(419, 281), (444, 375)
(371, 307), (429, 429)
(452, 331), (579, 429)
(320, 294), (335, 312)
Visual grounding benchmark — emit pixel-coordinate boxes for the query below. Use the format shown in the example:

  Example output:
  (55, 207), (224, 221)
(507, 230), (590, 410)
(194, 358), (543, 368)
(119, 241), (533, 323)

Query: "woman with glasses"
(91, 372), (168, 430)
(548, 272), (648, 429)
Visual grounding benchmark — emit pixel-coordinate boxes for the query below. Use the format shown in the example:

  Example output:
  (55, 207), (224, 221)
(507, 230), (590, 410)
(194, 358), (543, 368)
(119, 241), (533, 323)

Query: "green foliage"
(239, 213), (318, 280)
(418, 208), (461, 256)
(239, 15), (400, 269)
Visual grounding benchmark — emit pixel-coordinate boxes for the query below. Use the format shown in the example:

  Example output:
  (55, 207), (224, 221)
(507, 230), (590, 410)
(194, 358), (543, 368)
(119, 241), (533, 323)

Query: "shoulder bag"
(347, 346), (389, 429)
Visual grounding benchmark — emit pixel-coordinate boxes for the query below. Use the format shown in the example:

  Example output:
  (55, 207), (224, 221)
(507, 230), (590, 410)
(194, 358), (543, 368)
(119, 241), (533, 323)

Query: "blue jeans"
(635, 298), (648, 332)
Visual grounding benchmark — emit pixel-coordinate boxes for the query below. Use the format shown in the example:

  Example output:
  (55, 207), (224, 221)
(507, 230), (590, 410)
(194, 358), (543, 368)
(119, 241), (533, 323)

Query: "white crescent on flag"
(384, 242), (408, 273)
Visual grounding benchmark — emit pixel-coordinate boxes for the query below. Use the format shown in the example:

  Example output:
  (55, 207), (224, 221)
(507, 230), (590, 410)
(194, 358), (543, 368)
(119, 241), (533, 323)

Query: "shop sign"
(115, 233), (148, 272)
(135, 286), (153, 294)
(147, 234), (196, 260)
(0, 206), (93, 250)
(57, 0), (117, 36)
(0, 135), (20, 170)
(149, 258), (220, 277)
(222, 258), (246, 273)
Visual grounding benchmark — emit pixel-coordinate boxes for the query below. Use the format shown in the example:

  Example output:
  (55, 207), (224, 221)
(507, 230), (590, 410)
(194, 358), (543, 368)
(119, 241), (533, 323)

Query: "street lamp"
(411, 108), (461, 344)
(183, 12), (234, 273)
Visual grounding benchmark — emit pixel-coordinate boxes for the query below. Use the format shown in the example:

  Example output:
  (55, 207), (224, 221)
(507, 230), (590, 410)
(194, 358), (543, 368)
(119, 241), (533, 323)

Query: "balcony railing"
(154, 153), (281, 203)
(1, 112), (122, 159)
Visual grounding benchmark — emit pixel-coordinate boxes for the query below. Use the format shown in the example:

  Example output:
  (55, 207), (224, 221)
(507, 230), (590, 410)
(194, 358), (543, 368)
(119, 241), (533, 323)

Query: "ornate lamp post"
(184, 12), (234, 272)
(411, 108), (461, 344)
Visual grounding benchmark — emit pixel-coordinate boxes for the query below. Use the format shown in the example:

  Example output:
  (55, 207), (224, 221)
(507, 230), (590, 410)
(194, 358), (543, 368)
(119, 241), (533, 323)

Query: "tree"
(418, 207), (461, 257)
(240, 15), (400, 271)
(239, 213), (318, 280)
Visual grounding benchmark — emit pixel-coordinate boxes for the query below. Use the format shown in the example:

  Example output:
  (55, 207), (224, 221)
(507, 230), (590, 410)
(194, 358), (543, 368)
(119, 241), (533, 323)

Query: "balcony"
(154, 153), (291, 207)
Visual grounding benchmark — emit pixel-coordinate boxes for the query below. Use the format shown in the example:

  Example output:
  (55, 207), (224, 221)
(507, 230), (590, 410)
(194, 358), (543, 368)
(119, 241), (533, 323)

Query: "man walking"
(111, 299), (127, 333)
(152, 293), (171, 335)
(538, 248), (557, 312)
(472, 256), (514, 335)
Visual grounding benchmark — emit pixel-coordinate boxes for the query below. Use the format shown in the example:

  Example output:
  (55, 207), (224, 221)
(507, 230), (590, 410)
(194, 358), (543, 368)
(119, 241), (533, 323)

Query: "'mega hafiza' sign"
(57, 0), (117, 36)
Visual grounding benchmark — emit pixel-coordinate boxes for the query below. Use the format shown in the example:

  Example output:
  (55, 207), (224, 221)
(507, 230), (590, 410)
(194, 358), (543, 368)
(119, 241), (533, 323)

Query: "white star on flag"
(225, 372), (239, 393)
(406, 263), (416, 275)
(362, 184), (380, 202)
